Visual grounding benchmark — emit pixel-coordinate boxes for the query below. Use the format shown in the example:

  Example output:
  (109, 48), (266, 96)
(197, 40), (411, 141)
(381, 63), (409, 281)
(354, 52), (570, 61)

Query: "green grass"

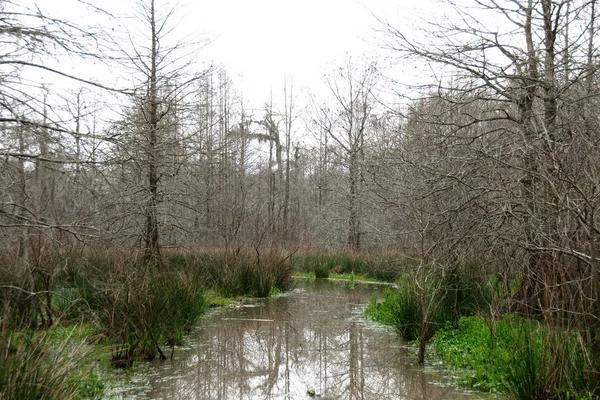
(205, 290), (246, 307)
(43, 322), (103, 343)
(365, 278), (425, 340)
(0, 327), (105, 400)
(365, 268), (492, 341)
(292, 271), (316, 280)
(365, 290), (403, 327)
(329, 272), (382, 283)
(428, 315), (600, 398)
(291, 252), (405, 282)
(294, 270), (386, 284)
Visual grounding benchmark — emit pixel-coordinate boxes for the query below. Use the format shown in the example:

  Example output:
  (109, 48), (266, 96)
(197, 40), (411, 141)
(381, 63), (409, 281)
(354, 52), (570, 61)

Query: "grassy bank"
(0, 323), (106, 399)
(0, 247), (293, 399)
(291, 252), (405, 282)
(365, 268), (600, 399)
(430, 315), (598, 398)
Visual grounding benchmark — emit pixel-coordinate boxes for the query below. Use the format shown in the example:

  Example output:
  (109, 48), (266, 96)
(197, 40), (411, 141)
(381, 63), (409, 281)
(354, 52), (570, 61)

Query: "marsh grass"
(427, 314), (600, 397)
(293, 252), (404, 282)
(0, 246), (294, 390)
(0, 325), (104, 400)
(366, 267), (489, 341)
(505, 324), (599, 399)
(188, 249), (293, 298)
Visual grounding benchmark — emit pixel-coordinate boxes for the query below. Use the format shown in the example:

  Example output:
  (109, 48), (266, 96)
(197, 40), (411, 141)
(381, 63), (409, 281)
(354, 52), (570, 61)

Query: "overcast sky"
(32, 0), (443, 114)
(188, 0), (437, 108)
(193, 0), (382, 102)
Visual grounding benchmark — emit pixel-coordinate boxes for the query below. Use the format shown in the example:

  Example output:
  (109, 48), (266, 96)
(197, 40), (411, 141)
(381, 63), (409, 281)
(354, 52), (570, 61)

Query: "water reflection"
(123, 280), (484, 399)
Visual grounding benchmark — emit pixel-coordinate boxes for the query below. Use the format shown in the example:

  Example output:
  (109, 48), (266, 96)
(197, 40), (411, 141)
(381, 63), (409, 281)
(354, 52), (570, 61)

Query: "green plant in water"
(74, 372), (106, 399)
(366, 275), (428, 340)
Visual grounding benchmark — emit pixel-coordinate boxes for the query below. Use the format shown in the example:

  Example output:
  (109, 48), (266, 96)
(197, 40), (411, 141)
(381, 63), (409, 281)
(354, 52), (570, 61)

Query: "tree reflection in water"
(132, 280), (488, 399)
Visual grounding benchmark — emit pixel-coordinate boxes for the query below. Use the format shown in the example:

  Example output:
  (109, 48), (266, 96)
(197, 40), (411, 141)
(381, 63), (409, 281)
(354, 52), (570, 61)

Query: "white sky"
(37, 0), (441, 109)
(189, 0), (439, 108)
(13, 0), (456, 132)
(193, 0), (378, 100)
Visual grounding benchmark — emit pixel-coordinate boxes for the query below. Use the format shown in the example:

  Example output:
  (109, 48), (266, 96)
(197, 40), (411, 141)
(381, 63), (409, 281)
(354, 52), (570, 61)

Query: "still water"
(112, 279), (492, 399)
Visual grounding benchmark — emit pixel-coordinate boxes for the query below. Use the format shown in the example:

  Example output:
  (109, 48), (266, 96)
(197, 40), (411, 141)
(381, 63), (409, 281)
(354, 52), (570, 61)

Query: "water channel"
(111, 279), (495, 399)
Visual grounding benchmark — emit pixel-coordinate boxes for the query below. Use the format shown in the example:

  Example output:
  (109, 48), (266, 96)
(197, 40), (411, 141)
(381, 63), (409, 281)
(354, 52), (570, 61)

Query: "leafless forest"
(3, 0), (600, 392)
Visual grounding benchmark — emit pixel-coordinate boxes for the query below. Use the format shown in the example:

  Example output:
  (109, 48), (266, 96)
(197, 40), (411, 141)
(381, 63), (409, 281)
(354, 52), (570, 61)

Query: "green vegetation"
(293, 269), (383, 284)
(430, 316), (599, 398)
(292, 252), (405, 282)
(0, 247), (294, 399)
(292, 271), (317, 280)
(366, 266), (600, 399)
(0, 327), (105, 400)
(366, 268), (490, 340)
(187, 249), (293, 298)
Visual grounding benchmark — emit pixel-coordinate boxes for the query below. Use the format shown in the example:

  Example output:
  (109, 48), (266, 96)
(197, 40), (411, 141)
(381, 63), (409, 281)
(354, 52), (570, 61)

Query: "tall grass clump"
(1, 247), (293, 375)
(0, 323), (103, 400)
(366, 266), (489, 341)
(87, 256), (208, 365)
(196, 248), (293, 298)
(146, 270), (207, 347)
(505, 325), (599, 399)
(366, 276), (423, 339)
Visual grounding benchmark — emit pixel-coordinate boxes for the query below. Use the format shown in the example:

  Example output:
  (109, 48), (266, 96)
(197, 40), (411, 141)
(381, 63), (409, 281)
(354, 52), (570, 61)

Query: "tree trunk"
(143, 0), (161, 266)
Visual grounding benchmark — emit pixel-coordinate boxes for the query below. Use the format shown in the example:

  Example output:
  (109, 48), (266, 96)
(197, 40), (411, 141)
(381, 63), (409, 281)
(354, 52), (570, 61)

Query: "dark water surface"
(111, 279), (493, 399)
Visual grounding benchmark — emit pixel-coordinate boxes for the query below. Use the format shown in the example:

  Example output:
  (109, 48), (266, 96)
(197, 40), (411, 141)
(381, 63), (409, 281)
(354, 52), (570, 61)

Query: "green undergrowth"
(430, 316), (515, 392)
(0, 324), (107, 399)
(365, 269), (489, 340)
(430, 315), (599, 398)
(365, 267), (600, 399)
(292, 270), (384, 284)
(292, 252), (405, 282)
(1, 247), (295, 399)
(166, 249), (293, 298)
(292, 271), (317, 280)
(329, 272), (381, 283)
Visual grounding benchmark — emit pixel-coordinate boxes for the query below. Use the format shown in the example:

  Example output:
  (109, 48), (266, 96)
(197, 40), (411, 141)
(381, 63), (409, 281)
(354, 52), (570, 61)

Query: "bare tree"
(378, 0), (600, 339)
(112, 0), (204, 265)
(317, 59), (379, 251)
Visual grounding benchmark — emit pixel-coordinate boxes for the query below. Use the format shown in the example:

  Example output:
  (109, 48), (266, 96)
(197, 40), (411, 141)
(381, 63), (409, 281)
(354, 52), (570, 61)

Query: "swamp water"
(110, 279), (495, 399)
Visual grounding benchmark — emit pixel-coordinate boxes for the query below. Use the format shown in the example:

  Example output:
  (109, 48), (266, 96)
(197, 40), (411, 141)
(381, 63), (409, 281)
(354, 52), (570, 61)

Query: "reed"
(0, 326), (103, 399)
